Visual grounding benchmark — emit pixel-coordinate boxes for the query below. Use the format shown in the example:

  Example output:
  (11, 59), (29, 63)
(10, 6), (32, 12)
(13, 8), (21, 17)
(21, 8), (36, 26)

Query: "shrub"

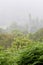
(17, 43), (43, 65)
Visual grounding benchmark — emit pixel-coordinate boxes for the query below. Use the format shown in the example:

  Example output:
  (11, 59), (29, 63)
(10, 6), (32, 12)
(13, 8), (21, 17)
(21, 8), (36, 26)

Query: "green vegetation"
(0, 28), (43, 65)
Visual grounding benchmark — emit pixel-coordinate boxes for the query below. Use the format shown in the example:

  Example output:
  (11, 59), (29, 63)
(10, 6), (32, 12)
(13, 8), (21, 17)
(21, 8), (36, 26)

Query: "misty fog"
(0, 1), (43, 64)
(0, 0), (43, 32)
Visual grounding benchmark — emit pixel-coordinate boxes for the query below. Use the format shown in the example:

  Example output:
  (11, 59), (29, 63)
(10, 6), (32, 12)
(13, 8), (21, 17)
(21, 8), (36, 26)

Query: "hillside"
(29, 28), (43, 42)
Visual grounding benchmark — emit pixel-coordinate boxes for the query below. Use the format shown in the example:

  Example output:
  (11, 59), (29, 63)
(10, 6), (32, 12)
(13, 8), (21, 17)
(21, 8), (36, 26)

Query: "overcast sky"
(0, 0), (43, 28)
